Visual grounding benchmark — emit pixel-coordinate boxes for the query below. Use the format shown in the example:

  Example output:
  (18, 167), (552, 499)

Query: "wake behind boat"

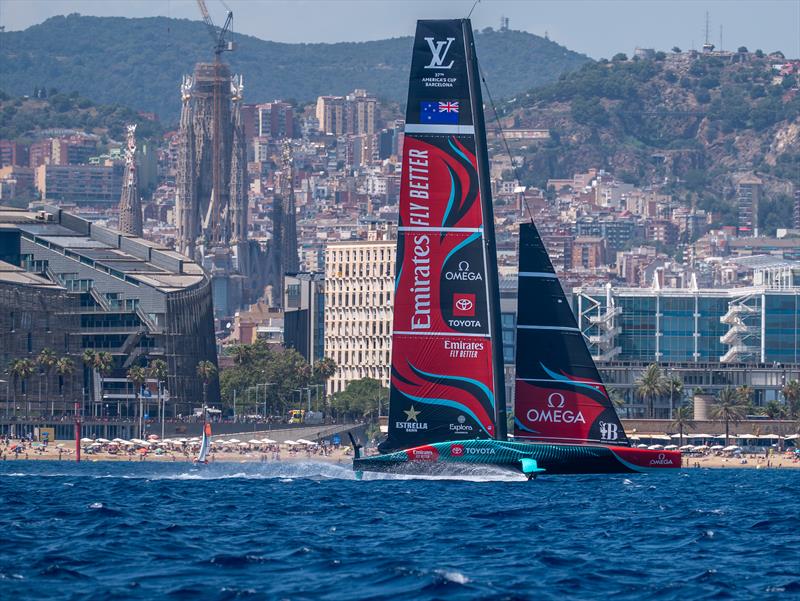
(353, 18), (679, 479)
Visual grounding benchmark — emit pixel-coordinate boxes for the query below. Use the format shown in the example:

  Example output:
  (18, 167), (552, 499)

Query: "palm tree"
(55, 357), (75, 415)
(667, 376), (684, 417)
(672, 406), (695, 447)
(762, 400), (786, 419)
(10, 358), (35, 419)
(127, 366), (147, 438)
(635, 364), (667, 418)
(711, 388), (748, 446)
(229, 345), (252, 365)
(148, 359), (169, 434)
(37, 348), (57, 416)
(81, 349), (97, 417)
(736, 385), (755, 413)
(781, 380), (800, 418)
(196, 360), (217, 410)
(93, 352), (113, 417)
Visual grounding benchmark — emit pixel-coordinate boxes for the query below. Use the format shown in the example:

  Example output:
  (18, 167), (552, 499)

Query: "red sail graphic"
(380, 19), (503, 452)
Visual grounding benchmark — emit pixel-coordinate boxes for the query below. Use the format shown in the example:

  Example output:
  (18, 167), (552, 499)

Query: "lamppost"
(256, 382), (274, 419)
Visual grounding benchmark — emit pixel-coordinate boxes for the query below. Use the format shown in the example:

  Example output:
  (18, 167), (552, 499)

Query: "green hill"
(501, 51), (800, 230)
(0, 14), (590, 121)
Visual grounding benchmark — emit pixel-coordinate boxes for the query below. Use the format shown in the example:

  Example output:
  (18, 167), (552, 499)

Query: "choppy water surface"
(1, 462), (798, 600)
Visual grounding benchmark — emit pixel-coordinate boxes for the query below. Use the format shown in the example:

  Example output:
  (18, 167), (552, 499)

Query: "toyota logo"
(455, 298), (473, 312)
(458, 261), (470, 271)
(547, 392), (565, 409)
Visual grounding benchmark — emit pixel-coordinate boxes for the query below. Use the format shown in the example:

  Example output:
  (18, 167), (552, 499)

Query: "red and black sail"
(513, 223), (630, 446)
(380, 19), (506, 452)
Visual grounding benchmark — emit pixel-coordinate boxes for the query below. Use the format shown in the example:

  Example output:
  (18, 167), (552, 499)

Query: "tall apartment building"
(257, 101), (294, 139)
(35, 163), (125, 204)
(324, 238), (395, 395)
(737, 175), (762, 237)
(315, 89), (376, 136)
(794, 186), (800, 230)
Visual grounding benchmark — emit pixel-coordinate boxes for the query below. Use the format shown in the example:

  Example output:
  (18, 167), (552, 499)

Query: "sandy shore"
(0, 442), (354, 464)
(4, 442), (798, 469)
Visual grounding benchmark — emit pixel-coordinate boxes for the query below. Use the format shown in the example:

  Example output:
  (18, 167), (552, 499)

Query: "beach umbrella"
(248, 439), (261, 445)
(628, 435), (640, 441)
(260, 438), (276, 444)
(238, 442), (249, 447)
(96, 438), (110, 443)
(80, 437), (94, 443)
(670, 434), (683, 439)
(56, 443), (64, 448)
(636, 444), (648, 448)
(148, 434), (159, 440)
(284, 440), (297, 445)
(112, 438), (126, 443)
(679, 445), (694, 451)
(647, 444), (664, 450)
(228, 438), (241, 444)
(296, 439), (315, 445)
(710, 445), (725, 450)
(664, 445), (678, 450)
(737, 434), (757, 440)
(723, 445), (741, 452)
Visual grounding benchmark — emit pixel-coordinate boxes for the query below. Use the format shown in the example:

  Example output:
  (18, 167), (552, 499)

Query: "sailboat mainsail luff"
(380, 19), (505, 452)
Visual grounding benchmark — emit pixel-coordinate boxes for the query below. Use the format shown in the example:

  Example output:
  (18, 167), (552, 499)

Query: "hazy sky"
(1, 0), (798, 59)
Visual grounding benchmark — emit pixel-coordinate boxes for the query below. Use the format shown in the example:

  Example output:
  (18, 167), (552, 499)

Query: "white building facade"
(324, 239), (395, 395)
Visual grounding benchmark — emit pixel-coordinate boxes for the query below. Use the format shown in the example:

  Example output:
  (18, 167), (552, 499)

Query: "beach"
(4, 439), (799, 469)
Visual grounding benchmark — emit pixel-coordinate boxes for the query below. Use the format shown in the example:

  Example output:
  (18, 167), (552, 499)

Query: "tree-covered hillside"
(0, 14), (590, 121)
(500, 50), (800, 231)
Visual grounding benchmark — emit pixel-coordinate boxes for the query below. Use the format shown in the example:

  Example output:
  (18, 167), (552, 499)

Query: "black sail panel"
(380, 19), (505, 453)
(514, 223), (629, 446)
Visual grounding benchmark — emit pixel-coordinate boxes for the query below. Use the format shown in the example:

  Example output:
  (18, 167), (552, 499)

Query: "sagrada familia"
(173, 61), (298, 318)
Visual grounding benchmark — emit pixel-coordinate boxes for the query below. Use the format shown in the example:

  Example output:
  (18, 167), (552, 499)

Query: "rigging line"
(467, 0), (481, 19)
(478, 63), (534, 224)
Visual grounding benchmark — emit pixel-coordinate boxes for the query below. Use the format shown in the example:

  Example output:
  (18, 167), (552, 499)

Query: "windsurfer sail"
(196, 408), (211, 464)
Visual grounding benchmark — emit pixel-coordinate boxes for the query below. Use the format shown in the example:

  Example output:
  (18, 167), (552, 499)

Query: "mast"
(462, 20), (507, 440)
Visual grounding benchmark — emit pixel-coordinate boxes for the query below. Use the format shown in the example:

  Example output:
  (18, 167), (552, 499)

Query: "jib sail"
(513, 223), (629, 446)
(380, 19), (506, 452)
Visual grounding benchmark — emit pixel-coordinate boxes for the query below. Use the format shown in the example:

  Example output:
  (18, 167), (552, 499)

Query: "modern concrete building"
(737, 175), (762, 237)
(35, 163), (125, 204)
(0, 206), (219, 422)
(283, 272), (324, 364)
(324, 238), (395, 395)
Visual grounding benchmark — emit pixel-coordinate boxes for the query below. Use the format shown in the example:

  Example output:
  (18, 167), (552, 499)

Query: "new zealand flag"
(420, 101), (459, 124)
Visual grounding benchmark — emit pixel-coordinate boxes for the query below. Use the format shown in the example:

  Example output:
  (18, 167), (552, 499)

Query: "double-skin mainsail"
(380, 19), (506, 452)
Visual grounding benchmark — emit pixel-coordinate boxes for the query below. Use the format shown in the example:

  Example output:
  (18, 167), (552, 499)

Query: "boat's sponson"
(353, 439), (680, 476)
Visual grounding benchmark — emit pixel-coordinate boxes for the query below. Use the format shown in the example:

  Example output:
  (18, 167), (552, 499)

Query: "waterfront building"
(324, 237), (394, 394)
(0, 206), (219, 424)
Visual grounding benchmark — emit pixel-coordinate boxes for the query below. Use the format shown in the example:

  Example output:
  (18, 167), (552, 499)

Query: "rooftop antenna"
(702, 11), (715, 52)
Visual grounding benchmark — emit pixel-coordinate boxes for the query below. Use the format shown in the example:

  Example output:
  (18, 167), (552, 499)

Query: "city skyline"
(2, 0), (799, 60)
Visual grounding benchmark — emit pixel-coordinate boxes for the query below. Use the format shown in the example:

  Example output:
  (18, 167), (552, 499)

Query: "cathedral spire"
(118, 124), (143, 237)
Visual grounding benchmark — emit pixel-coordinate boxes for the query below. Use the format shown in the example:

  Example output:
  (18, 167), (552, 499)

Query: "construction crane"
(196, 0), (234, 59)
(195, 0), (234, 247)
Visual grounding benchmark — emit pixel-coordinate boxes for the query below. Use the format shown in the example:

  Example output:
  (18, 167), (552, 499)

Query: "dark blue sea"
(1, 461), (798, 600)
